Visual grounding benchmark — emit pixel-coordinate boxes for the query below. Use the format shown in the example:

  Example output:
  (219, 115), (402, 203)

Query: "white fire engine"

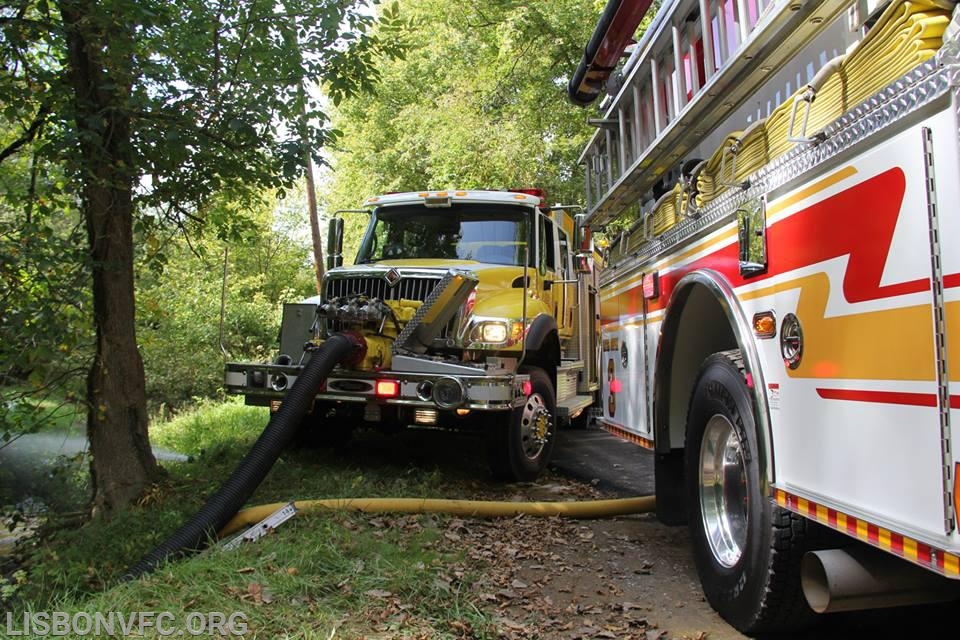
(571, 0), (960, 632)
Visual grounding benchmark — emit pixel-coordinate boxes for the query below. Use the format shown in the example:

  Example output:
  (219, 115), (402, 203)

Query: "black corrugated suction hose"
(123, 333), (357, 580)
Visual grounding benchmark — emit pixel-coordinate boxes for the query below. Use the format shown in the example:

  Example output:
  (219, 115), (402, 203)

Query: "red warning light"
(508, 187), (547, 202)
(375, 379), (400, 398)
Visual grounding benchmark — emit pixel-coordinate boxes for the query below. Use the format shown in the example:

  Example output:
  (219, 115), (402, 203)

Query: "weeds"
(6, 399), (498, 638)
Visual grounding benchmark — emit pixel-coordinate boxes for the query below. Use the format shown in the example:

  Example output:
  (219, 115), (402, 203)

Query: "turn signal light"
(375, 379), (400, 398)
(753, 312), (777, 338)
(508, 188), (547, 202)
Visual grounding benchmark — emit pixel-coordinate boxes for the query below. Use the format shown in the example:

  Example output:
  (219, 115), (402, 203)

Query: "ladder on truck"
(579, 0), (854, 228)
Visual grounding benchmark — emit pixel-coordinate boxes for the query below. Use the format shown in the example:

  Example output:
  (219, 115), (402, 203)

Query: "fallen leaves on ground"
(337, 476), (720, 640)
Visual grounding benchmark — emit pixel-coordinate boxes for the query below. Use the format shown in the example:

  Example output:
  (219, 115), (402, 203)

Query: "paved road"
(551, 423), (655, 497)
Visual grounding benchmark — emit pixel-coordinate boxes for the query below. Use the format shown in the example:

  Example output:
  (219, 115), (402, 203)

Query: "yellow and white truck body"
(573, 0), (960, 631)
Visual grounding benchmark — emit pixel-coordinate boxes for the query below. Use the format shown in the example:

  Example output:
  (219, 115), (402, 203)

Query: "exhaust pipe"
(801, 547), (960, 613)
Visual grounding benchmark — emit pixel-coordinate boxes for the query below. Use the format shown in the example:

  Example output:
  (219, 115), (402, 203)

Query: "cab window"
(539, 216), (556, 272)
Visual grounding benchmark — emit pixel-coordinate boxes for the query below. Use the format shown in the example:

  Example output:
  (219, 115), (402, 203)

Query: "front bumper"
(224, 362), (526, 411)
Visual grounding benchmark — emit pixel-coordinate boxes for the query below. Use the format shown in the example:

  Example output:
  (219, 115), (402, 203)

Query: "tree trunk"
(61, 0), (159, 517)
(304, 151), (325, 293)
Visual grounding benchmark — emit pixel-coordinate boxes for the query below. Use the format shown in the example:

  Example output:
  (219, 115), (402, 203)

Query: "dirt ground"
(451, 482), (745, 640)
(337, 428), (746, 640)
(347, 427), (957, 640)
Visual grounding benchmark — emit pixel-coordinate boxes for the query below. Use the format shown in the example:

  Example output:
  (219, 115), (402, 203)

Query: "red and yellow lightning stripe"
(775, 489), (960, 578)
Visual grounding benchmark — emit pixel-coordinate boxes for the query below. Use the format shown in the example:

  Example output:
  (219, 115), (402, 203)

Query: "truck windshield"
(356, 203), (531, 266)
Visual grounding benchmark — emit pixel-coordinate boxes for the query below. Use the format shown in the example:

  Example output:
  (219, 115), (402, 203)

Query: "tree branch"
(0, 104), (49, 165)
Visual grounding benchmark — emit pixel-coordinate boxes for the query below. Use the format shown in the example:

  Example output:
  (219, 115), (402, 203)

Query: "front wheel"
(685, 350), (813, 633)
(486, 366), (556, 481)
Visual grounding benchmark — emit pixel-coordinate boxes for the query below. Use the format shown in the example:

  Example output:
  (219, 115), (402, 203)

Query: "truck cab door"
(538, 214), (569, 334)
(537, 213), (556, 316)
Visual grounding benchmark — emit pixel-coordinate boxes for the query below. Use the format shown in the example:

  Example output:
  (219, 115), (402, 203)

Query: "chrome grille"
(325, 276), (440, 302)
(323, 274), (456, 340)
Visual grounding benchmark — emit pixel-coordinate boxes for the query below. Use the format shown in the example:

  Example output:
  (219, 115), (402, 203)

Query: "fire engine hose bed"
(690, 0), (950, 212)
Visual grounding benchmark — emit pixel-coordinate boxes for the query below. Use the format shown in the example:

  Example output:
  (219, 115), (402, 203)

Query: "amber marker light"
(455, 191), (468, 196)
(753, 312), (777, 339)
(375, 379), (400, 398)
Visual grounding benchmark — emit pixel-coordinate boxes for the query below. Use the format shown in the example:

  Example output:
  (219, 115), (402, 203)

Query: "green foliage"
(0, 1), (404, 453)
(322, 0), (599, 224)
(9, 400), (493, 639)
(137, 194), (314, 408)
(0, 168), (90, 440)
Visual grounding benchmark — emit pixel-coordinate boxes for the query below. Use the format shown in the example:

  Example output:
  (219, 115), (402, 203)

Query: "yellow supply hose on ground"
(220, 496), (657, 538)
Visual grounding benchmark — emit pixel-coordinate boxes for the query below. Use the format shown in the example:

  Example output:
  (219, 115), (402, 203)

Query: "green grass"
(5, 399), (497, 638)
(150, 399), (267, 456)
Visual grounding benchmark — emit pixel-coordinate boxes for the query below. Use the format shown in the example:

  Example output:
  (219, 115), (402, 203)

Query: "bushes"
(138, 269), (285, 406)
(137, 196), (315, 409)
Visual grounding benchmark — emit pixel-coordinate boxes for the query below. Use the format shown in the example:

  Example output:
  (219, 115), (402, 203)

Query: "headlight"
(464, 317), (526, 347)
(479, 321), (508, 343)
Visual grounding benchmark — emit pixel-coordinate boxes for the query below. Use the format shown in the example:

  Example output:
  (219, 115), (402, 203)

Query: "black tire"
(569, 408), (592, 430)
(486, 366), (557, 481)
(684, 350), (814, 633)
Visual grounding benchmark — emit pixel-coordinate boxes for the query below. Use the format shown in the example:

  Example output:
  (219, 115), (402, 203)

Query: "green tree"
(137, 192), (315, 408)
(322, 0), (598, 225)
(0, 168), (90, 442)
(1, 0), (404, 516)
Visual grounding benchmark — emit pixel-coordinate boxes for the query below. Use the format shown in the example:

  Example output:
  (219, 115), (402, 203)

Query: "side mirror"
(574, 252), (593, 275)
(575, 214), (593, 251)
(327, 217), (344, 270)
(574, 214), (594, 274)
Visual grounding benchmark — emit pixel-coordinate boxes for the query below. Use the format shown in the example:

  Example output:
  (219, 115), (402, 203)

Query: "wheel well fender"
(525, 313), (558, 352)
(653, 270), (773, 484)
(522, 314), (560, 389)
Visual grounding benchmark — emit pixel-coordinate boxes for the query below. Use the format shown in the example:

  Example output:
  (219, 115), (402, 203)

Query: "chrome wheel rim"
(519, 393), (551, 460)
(699, 414), (748, 568)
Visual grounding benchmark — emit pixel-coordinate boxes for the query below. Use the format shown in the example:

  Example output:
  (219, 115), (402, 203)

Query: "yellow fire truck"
(226, 188), (601, 482)
(569, 0), (960, 632)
